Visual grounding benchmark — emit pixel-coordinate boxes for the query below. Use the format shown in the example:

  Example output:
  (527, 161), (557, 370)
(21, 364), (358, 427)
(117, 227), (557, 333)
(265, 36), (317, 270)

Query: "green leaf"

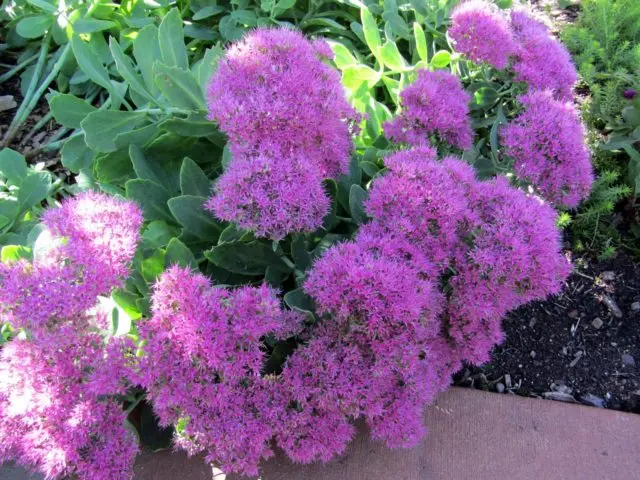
(134, 25), (162, 95)
(430, 50), (451, 69)
(1, 245), (32, 264)
(114, 124), (157, 151)
(165, 237), (197, 269)
(16, 15), (52, 39)
(142, 221), (180, 248)
(158, 8), (188, 70)
(380, 41), (406, 70)
(26, 0), (57, 13)
(49, 94), (96, 128)
(361, 7), (381, 58)
(112, 289), (142, 320)
(349, 184), (368, 224)
(153, 63), (205, 111)
(180, 157), (210, 197)
(197, 46), (223, 95)
(291, 235), (311, 272)
(61, 135), (93, 172)
(0, 149), (28, 185)
(206, 241), (290, 276)
(141, 249), (166, 283)
(159, 113), (220, 138)
(414, 23), (428, 62)
(73, 18), (116, 33)
(193, 5), (226, 20)
(218, 223), (251, 244)
(125, 179), (174, 223)
(129, 144), (173, 190)
(342, 65), (381, 90)
(0, 199), (19, 229)
(81, 110), (148, 153)
(18, 172), (51, 210)
(330, 41), (358, 69)
(231, 9), (258, 26)
(383, 11), (410, 39)
(167, 195), (221, 241)
(284, 288), (315, 316)
(71, 35), (114, 97)
(109, 37), (155, 102)
(473, 87), (499, 108)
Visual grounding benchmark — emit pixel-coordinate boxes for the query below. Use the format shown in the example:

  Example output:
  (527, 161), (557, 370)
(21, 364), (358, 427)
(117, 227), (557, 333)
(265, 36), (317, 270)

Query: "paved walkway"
(3, 388), (639, 479)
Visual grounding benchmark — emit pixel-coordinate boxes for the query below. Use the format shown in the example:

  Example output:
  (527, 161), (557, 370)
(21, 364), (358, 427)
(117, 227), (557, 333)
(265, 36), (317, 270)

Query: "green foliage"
(0, 148), (63, 246)
(562, 0), (640, 257)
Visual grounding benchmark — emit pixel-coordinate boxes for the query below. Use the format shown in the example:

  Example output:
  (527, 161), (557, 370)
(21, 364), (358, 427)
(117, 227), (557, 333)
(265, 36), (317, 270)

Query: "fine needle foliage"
(0, 1), (596, 478)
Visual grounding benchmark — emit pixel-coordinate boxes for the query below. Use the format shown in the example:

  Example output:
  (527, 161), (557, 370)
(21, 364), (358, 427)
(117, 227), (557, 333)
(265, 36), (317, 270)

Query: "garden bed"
(456, 251), (640, 411)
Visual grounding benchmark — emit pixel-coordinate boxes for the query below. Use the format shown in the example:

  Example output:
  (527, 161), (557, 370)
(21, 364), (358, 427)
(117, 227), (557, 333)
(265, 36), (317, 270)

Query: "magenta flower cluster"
(136, 266), (304, 475)
(510, 10), (578, 100)
(206, 27), (358, 239)
(449, 2), (577, 100)
(501, 90), (594, 208)
(384, 70), (474, 149)
(449, 0), (517, 69)
(0, 192), (142, 480)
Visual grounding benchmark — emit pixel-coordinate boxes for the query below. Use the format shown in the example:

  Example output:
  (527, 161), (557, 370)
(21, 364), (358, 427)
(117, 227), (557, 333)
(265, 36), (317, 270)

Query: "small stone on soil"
(496, 382), (505, 393)
(543, 391), (577, 403)
(581, 394), (605, 408)
(621, 354), (636, 367)
(530, 350), (536, 358)
(591, 317), (603, 329)
(568, 309), (579, 319)
(631, 302), (640, 312)
(601, 271), (616, 282)
(529, 317), (537, 328)
(0, 95), (17, 112)
(602, 294), (623, 318)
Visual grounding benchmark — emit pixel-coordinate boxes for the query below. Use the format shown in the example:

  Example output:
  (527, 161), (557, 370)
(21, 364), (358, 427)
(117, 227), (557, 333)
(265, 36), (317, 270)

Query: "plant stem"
(0, 52), (42, 84)
(2, 33), (52, 147)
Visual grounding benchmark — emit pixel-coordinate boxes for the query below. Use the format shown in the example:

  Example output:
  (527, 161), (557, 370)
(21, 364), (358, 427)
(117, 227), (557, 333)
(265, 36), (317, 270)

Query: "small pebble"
(622, 354), (636, 367)
(591, 317), (603, 329)
(601, 271), (616, 282)
(581, 394), (605, 408)
(631, 302), (640, 312)
(529, 317), (537, 328)
(505, 374), (512, 388)
(530, 350), (536, 359)
(568, 309), (579, 319)
(602, 294), (623, 318)
(496, 382), (505, 393)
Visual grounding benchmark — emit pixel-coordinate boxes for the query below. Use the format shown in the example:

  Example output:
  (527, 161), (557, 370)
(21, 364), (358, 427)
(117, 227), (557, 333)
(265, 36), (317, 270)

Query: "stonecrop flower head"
(364, 146), (473, 269)
(207, 27), (358, 178)
(449, 0), (517, 69)
(0, 192), (142, 335)
(0, 330), (138, 480)
(510, 10), (577, 100)
(206, 152), (330, 240)
(446, 176), (572, 364)
(501, 90), (594, 208)
(302, 230), (453, 449)
(384, 70), (473, 149)
(138, 266), (304, 476)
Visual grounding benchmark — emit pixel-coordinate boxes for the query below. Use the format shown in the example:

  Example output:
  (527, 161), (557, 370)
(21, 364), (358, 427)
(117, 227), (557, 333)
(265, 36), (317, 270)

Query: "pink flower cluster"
(296, 147), (570, 451)
(0, 192), (142, 480)
(501, 90), (594, 208)
(384, 70), (473, 149)
(137, 266), (305, 476)
(448, 2), (577, 99)
(510, 10), (577, 100)
(449, 0), (517, 69)
(206, 27), (358, 239)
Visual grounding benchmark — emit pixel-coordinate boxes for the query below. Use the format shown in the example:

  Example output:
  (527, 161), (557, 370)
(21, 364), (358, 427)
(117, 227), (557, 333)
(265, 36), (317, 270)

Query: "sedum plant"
(0, 1), (595, 478)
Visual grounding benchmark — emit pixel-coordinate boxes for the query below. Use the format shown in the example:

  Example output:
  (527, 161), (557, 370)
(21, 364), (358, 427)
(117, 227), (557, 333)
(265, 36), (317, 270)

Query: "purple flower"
(384, 70), (474, 149)
(205, 151), (330, 240)
(137, 266), (304, 476)
(450, 0), (518, 69)
(510, 10), (578, 100)
(207, 27), (358, 179)
(501, 90), (594, 208)
(623, 89), (637, 100)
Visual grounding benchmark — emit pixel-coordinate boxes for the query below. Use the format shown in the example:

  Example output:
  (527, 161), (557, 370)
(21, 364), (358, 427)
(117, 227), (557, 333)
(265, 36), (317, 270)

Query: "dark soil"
(456, 252), (640, 412)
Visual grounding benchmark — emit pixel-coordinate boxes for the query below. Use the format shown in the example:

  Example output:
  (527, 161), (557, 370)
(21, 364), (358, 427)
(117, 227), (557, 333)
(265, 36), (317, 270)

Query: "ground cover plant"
(0, 0), (594, 478)
(561, 0), (640, 257)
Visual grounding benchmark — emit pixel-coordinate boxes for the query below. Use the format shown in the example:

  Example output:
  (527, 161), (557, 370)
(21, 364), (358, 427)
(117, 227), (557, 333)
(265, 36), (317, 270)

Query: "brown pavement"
(3, 387), (639, 480)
